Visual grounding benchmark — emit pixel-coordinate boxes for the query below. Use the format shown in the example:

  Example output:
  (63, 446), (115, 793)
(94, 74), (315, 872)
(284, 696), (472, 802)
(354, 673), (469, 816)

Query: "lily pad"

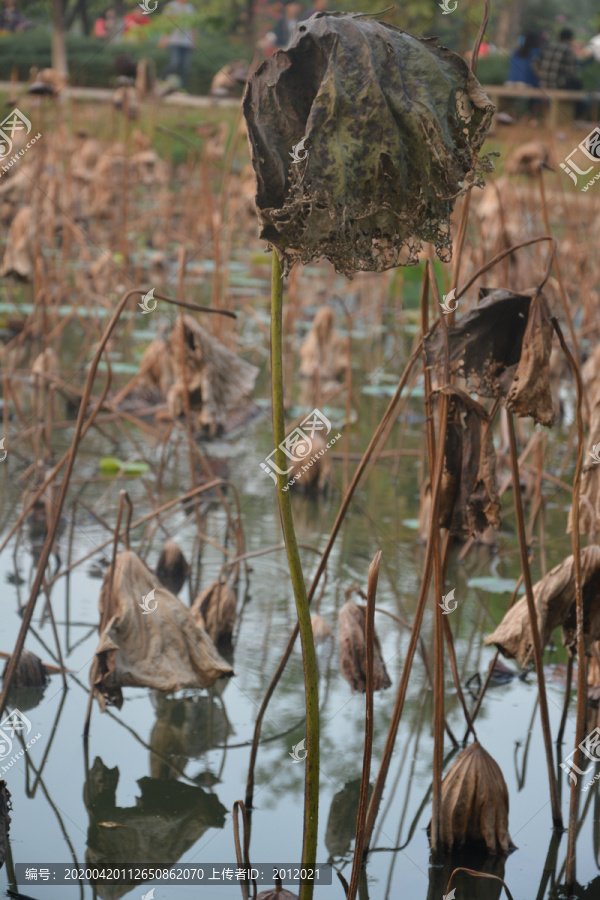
(99, 457), (150, 477)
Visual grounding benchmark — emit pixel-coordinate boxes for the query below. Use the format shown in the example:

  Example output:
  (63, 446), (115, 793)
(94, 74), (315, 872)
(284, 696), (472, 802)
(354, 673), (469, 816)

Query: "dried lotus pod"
(191, 580), (237, 645)
(338, 600), (391, 693)
(433, 741), (514, 855)
(257, 881), (298, 900)
(155, 539), (190, 596)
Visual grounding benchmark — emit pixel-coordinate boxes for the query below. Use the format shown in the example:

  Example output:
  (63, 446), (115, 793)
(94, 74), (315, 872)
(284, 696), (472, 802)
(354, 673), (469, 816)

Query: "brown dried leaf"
(299, 307), (348, 383)
(338, 600), (391, 693)
(425, 290), (555, 426)
(311, 613), (333, 645)
(1, 205), (34, 280)
(435, 741), (514, 854)
(168, 315), (258, 434)
(90, 551), (233, 711)
(505, 140), (551, 177)
(191, 580), (237, 645)
(485, 545), (600, 664)
(2, 649), (47, 688)
(256, 887), (298, 900)
(438, 389), (501, 538)
(155, 539), (190, 596)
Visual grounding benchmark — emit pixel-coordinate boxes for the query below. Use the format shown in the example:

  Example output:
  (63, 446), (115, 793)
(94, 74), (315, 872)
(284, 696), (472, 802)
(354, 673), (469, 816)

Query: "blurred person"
(94, 7), (119, 40)
(534, 27), (580, 89)
(506, 31), (542, 87)
(302, 0), (328, 19)
(0, 0), (30, 32)
(159, 0), (196, 88)
(274, 1), (302, 48)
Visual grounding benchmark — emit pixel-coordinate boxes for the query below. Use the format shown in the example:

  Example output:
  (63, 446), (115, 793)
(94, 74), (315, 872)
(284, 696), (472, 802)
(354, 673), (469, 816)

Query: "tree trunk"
(495, 0), (525, 52)
(51, 0), (69, 76)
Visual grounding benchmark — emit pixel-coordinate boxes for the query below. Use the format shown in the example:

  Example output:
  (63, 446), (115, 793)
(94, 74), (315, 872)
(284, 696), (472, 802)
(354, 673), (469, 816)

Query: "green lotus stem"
(270, 249), (320, 899)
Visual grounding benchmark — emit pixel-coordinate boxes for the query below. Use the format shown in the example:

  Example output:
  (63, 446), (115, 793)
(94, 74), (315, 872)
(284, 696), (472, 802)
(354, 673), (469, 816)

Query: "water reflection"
(84, 756), (227, 899)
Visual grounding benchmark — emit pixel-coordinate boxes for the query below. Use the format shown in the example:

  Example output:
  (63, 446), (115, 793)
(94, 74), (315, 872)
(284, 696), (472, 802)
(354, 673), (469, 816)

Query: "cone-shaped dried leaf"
(156, 538), (190, 595)
(437, 388), (501, 538)
(569, 396), (600, 535)
(90, 551), (233, 710)
(243, 12), (494, 275)
(299, 307), (348, 382)
(191, 580), (237, 645)
(0, 780), (10, 869)
(338, 600), (391, 693)
(434, 741), (514, 854)
(425, 290), (555, 426)
(2, 649), (47, 688)
(485, 545), (600, 664)
(311, 613), (333, 645)
(168, 315), (258, 433)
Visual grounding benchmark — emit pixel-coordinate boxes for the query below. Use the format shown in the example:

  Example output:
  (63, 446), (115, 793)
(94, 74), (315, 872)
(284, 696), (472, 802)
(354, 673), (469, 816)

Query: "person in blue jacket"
(507, 31), (543, 86)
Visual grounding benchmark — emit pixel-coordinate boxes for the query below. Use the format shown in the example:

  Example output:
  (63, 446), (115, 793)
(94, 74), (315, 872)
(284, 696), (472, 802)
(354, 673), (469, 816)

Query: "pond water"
(0, 259), (596, 900)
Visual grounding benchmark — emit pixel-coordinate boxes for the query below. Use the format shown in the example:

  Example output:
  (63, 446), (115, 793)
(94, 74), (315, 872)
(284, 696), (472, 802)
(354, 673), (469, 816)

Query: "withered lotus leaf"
(191, 580), (237, 645)
(425, 290), (555, 426)
(243, 12), (494, 275)
(90, 551), (233, 710)
(338, 600), (391, 693)
(256, 886), (298, 900)
(435, 741), (514, 855)
(2, 649), (47, 688)
(485, 545), (600, 665)
(168, 315), (258, 433)
(588, 641), (600, 703)
(437, 388), (501, 538)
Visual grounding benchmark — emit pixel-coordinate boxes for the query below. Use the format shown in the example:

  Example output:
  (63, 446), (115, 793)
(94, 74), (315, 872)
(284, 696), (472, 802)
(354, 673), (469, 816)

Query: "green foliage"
(0, 26), (250, 94)
(476, 53), (510, 86)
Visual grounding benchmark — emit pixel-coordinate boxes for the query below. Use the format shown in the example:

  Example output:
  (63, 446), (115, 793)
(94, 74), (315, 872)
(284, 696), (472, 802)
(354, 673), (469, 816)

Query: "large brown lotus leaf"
(425, 290), (555, 426)
(299, 306), (348, 382)
(485, 545), (600, 665)
(569, 397), (600, 535)
(338, 600), (391, 693)
(168, 315), (258, 432)
(191, 580), (237, 645)
(90, 550), (233, 711)
(435, 741), (513, 854)
(243, 12), (494, 275)
(438, 389), (501, 538)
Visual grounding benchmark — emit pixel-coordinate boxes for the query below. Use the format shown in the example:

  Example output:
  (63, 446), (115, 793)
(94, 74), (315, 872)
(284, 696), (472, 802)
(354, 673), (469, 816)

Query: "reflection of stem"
(270, 250), (319, 900)
(514, 696), (539, 791)
(535, 829), (562, 900)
